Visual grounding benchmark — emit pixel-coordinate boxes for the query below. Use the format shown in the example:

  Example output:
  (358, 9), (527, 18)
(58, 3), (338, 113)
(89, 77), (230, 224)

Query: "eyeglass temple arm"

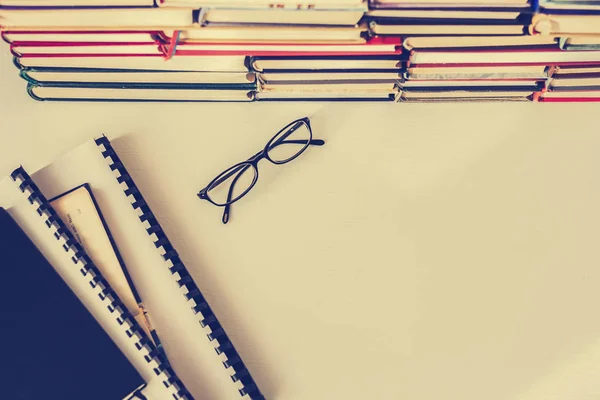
(222, 163), (253, 224)
(273, 139), (325, 147)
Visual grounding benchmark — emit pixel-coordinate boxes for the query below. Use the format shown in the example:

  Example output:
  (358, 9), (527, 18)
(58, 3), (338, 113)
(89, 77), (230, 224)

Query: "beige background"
(2, 42), (600, 400)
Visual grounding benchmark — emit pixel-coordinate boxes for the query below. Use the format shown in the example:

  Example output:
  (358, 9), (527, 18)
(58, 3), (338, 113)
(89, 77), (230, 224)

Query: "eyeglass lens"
(206, 162), (257, 206)
(267, 120), (312, 163)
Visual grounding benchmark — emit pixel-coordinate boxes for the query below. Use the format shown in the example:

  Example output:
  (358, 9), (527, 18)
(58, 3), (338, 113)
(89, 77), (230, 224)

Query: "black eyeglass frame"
(197, 117), (325, 223)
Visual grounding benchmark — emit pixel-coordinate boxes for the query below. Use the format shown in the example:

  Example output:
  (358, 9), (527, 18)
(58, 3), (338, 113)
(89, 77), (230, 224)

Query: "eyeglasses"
(198, 117), (325, 224)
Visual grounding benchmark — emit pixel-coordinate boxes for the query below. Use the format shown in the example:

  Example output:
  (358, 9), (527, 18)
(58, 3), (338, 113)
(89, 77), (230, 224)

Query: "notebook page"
(32, 139), (238, 400)
(50, 185), (150, 337)
(0, 174), (177, 400)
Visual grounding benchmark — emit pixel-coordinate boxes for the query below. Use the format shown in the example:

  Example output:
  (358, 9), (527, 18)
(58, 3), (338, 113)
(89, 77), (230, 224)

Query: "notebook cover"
(93, 136), (265, 399)
(0, 208), (143, 400)
(5, 166), (193, 400)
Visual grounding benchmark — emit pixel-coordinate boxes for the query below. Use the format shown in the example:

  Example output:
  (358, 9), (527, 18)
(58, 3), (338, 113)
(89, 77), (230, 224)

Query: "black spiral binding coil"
(10, 166), (192, 400)
(95, 136), (265, 400)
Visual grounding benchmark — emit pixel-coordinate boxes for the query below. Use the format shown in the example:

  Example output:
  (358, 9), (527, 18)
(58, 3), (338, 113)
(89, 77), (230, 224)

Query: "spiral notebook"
(0, 167), (191, 400)
(21, 137), (264, 400)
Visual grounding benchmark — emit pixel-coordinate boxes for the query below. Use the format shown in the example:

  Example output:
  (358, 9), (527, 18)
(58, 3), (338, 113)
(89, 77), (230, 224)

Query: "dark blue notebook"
(0, 207), (144, 400)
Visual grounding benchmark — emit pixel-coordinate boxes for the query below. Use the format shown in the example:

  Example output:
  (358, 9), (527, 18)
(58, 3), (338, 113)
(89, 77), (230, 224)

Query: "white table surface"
(2, 42), (600, 400)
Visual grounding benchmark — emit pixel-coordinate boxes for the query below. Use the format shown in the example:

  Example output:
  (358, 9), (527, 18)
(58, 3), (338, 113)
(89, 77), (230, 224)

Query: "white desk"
(2, 42), (600, 400)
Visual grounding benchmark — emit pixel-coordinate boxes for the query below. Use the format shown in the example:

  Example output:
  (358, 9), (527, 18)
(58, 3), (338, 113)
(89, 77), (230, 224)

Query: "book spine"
(12, 56), (25, 70)
(94, 136), (265, 400)
(256, 95), (397, 101)
(9, 166), (193, 400)
(19, 69), (39, 86)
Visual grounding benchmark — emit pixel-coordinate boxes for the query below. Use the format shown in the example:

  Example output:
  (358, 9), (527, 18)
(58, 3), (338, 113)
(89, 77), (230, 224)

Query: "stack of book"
(0, 0), (599, 102)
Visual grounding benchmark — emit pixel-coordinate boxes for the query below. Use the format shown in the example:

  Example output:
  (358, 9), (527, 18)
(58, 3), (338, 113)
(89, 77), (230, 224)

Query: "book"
(25, 137), (265, 399)
(15, 54), (249, 72)
(559, 36), (600, 51)
(553, 64), (600, 76)
(398, 90), (533, 100)
(168, 36), (402, 56)
(369, 20), (526, 35)
(27, 84), (256, 101)
(171, 24), (366, 43)
(248, 55), (403, 72)
(8, 37), (400, 57)
(404, 64), (549, 79)
(547, 76), (600, 90)
(255, 70), (400, 99)
(538, 0), (600, 13)
(0, 0), (153, 7)
(197, 4), (368, 26)
(0, 8), (195, 28)
(1, 25), (365, 45)
(258, 81), (399, 94)
(258, 70), (404, 84)
(368, 9), (527, 19)
(19, 67), (256, 87)
(367, 9), (530, 36)
(255, 90), (397, 100)
(399, 78), (544, 89)
(531, 14), (600, 35)
(158, 0), (365, 6)
(11, 42), (164, 57)
(369, 0), (531, 9)
(2, 30), (163, 43)
(408, 49), (600, 65)
(537, 90), (600, 101)
(0, 167), (192, 400)
(402, 35), (558, 50)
